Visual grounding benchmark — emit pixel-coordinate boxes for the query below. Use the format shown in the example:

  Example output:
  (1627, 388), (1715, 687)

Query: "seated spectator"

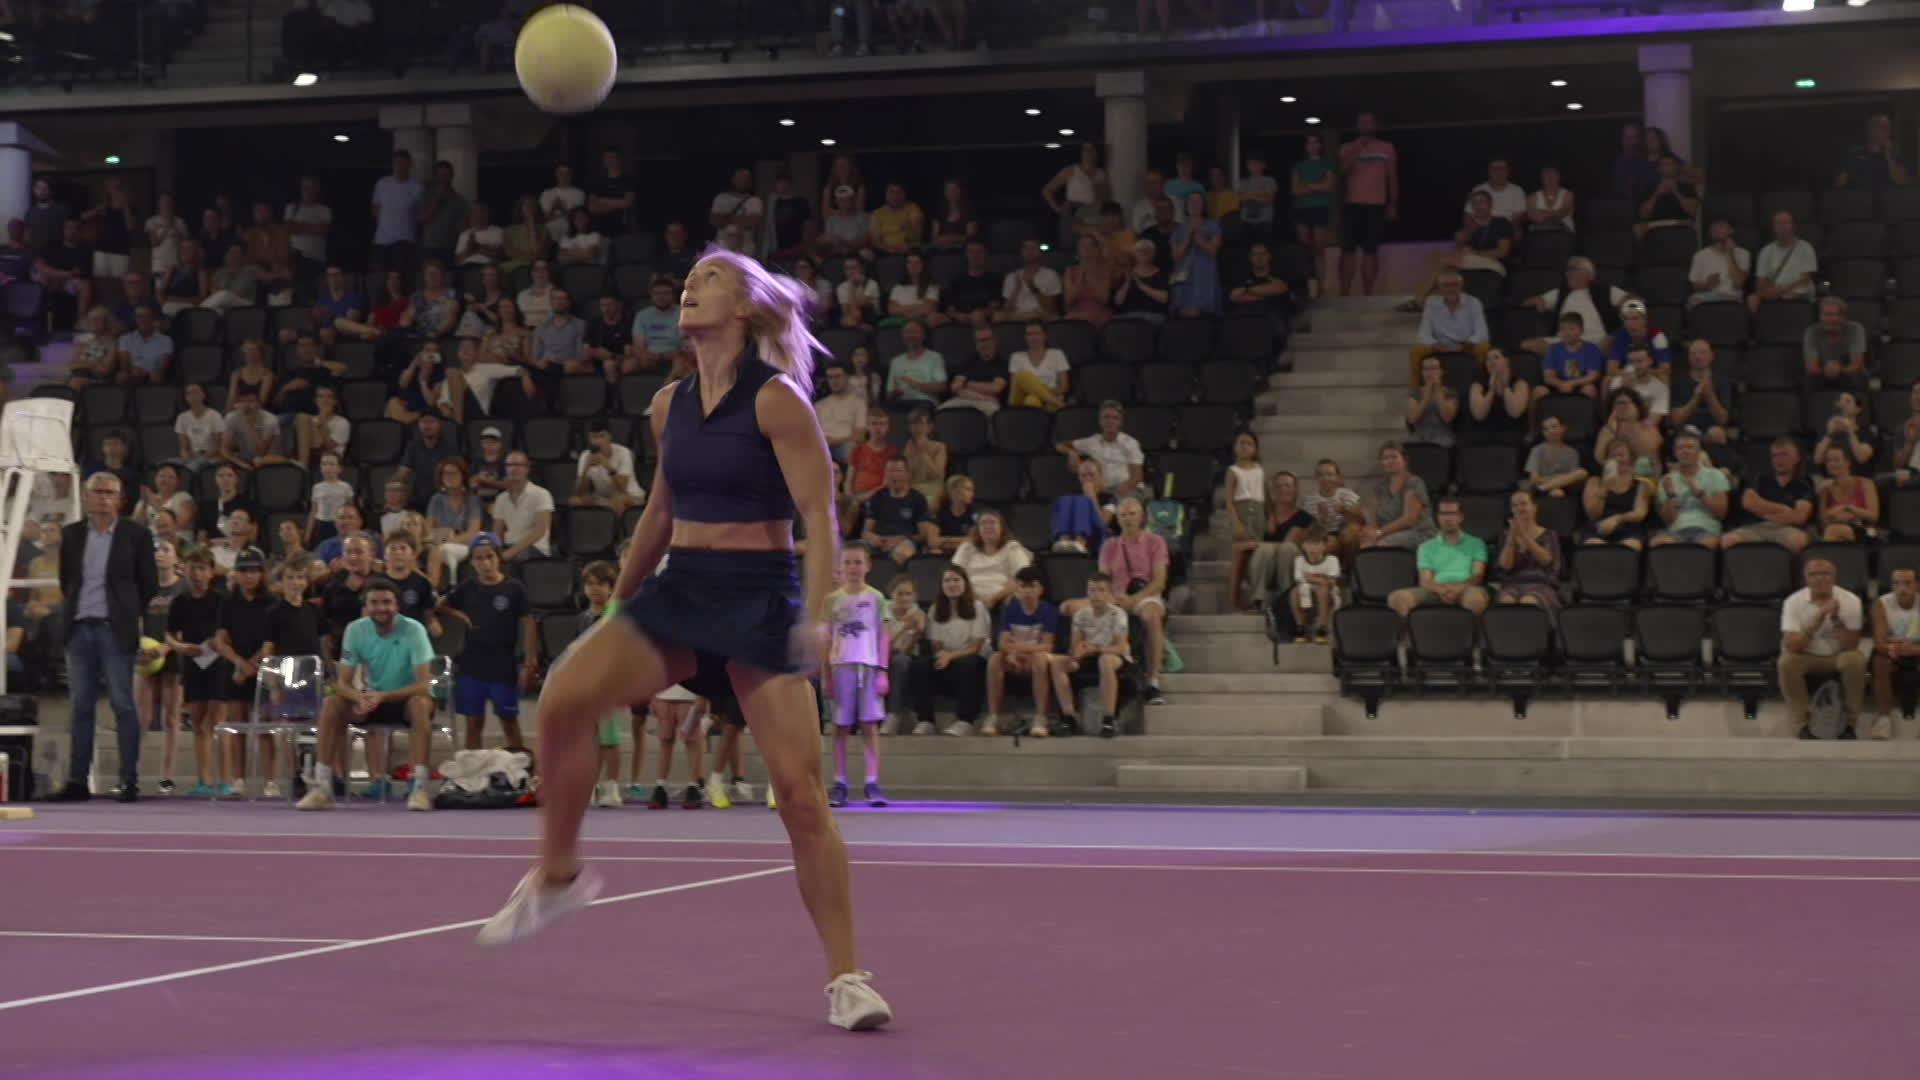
(1804, 297), (1869, 394)
(207, 507), (262, 577)
(931, 474), (979, 555)
(304, 266), (368, 345)
(1748, 211), (1818, 313)
(999, 238), (1063, 323)
(229, 339), (277, 411)
(68, 306), (121, 389)
(1406, 354), (1460, 448)
(1817, 445), (1879, 543)
(1594, 387), (1664, 468)
(115, 305), (174, 386)
(1363, 442), (1437, 551)
(1095, 200), (1139, 269)
(581, 294), (631, 381)
(241, 201), (296, 303)
(885, 252), (945, 327)
(220, 388), (287, 469)
(1064, 233), (1116, 327)
(1869, 567), (1920, 740)
(1526, 164), (1576, 233)
(1402, 190), (1514, 314)
(1606, 347), (1671, 425)
(200, 244), (259, 312)
(1465, 157), (1528, 224)
(527, 286), (587, 397)
(455, 203), (506, 266)
(986, 567), (1059, 737)
(144, 192), (190, 282)
(1229, 240), (1295, 330)
(517, 259), (556, 328)
(1633, 154), (1700, 241)
(572, 419), (644, 515)
(556, 207), (604, 266)
(402, 261), (463, 339)
(306, 452), (353, 546)
(1535, 312), (1606, 403)
(1492, 490), (1563, 617)
(399, 412), (459, 509)
(1835, 112), (1909, 190)
(34, 217), (94, 323)
(469, 428), (511, 502)
(1094, 497), (1169, 705)
(868, 182), (926, 256)
(424, 457), (485, 588)
(901, 408), (948, 506)
(1046, 571), (1133, 738)
(334, 270), (410, 343)
(950, 509), (1032, 610)
(1778, 558), (1867, 739)
(378, 478), (425, 542)
(112, 271), (157, 333)
(491, 451), (554, 563)
(941, 325), (1010, 415)
(818, 365), (868, 463)
(863, 458), (935, 564)
(388, 338), (452, 424)
(1723, 438), (1816, 553)
(1812, 390), (1875, 472)
(943, 239), (1002, 326)
(1246, 470), (1312, 613)
(134, 463), (196, 537)
(1687, 218), (1750, 308)
(909, 566), (990, 737)
(1387, 496), (1490, 618)
(1408, 271), (1490, 388)
(1112, 239), (1170, 324)
(1059, 400), (1146, 500)
(1303, 458), (1365, 556)
(654, 221), (696, 288)
(297, 576), (439, 811)
(1522, 257), (1633, 355)
(314, 501), (372, 571)
(1170, 192), (1223, 318)
(627, 277), (684, 374)
(89, 432), (140, 513)
(1579, 443), (1654, 549)
(1050, 459), (1114, 555)
(1138, 196), (1177, 269)
(1668, 339), (1734, 446)
(846, 410), (896, 502)
(1651, 431), (1731, 548)
(1527, 415), (1591, 500)
(1286, 526), (1343, 643)
(765, 173), (814, 261)
(1007, 322), (1069, 412)
(1606, 302), (1672, 378)
(1206, 165), (1240, 222)
(885, 320), (947, 407)
(837, 257), (882, 324)
(173, 383), (224, 474)
(816, 185), (872, 263)
(504, 195), (549, 272)
(1465, 349), (1531, 447)
(290, 384), (349, 471)
(790, 256), (834, 313)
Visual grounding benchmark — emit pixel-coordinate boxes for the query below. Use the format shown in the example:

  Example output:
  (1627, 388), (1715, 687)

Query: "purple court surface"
(5, 801), (1920, 1079)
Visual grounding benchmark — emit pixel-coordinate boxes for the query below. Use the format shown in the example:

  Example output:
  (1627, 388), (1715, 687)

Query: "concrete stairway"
(158, 0), (290, 88)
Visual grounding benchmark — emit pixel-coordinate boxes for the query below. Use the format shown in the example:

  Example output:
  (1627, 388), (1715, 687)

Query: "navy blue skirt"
(622, 548), (803, 697)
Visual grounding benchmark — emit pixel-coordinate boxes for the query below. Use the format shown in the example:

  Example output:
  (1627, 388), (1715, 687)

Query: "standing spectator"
(1288, 138), (1336, 294)
(868, 182), (925, 256)
(1492, 491), (1562, 616)
(1668, 339), (1733, 446)
(1406, 355), (1460, 448)
(942, 325), (1011, 416)
(1465, 349), (1530, 447)
(1869, 567), (1920, 740)
(1803, 297), (1870, 393)
(765, 173), (815, 261)
(370, 149), (422, 275)
(418, 161), (469, 267)
(1223, 432), (1266, 610)
(709, 167), (765, 243)
(818, 365), (868, 462)
(1007, 322), (1069, 413)
(1722, 438), (1815, 553)
(1526, 165), (1576, 233)
(491, 451), (553, 562)
(1834, 113), (1910, 190)
(1387, 496), (1490, 618)
(25, 176), (67, 254)
(1337, 112), (1398, 297)
(1633, 154), (1699, 241)
(1237, 153), (1278, 236)
(1064, 233), (1116, 327)
(1059, 401), (1145, 499)
(50, 473), (158, 802)
(455, 203), (506, 266)
(1579, 443), (1653, 549)
(1778, 559), (1867, 739)
(284, 176), (332, 272)
(572, 419), (644, 515)
(144, 192), (190, 279)
(114, 305), (174, 386)
(588, 149), (636, 237)
(1165, 152), (1204, 207)
(503, 195), (549, 273)
(82, 177), (136, 282)
(1129, 170), (1173, 233)
(196, 206), (238, 272)
(539, 163), (585, 244)
(1137, 197), (1176, 270)
(1408, 271), (1489, 387)
(942, 240), (1001, 326)
(999, 238), (1062, 323)
(883, 320), (947, 406)
(1170, 192), (1222, 317)
(1817, 445), (1879, 543)
(1651, 431), (1731, 548)
(1362, 442), (1435, 551)
(242, 201), (296, 303)
(930, 179), (976, 251)
(440, 535), (536, 751)
(1096, 497), (1170, 706)
(35, 217), (94, 323)
(1748, 211), (1818, 313)
(1686, 218), (1749, 308)
(1041, 142), (1109, 249)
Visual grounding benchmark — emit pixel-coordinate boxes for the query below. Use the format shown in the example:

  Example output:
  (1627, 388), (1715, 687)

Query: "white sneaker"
(825, 970), (894, 1031)
(980, 716), (1001, 736)
(407, 784), (434, 812)
(262, 780), (283, 800)
(879, 714), (901, 735)
(1871, 713), (1893, 741)
(295, 787), (334, 811)
(732, 779), (756, 805)
(704, 776), (733, 809)
(592, 781), (623, 808)
(475, 866), (605, 947)
(943, 721), (974, 737)
(911, 721), (936, 735)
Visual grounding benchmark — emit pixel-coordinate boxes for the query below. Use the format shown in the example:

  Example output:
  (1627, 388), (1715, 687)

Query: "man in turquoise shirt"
(298, 577), (439, 812)
(1389, 497), (1490, 617)
(884, 318), (947, 405)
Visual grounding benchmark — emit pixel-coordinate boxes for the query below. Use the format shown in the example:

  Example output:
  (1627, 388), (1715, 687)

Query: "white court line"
(0, 931), (350, 945)
(0, 865), (793, 1014)
(12, 827), (1920, 863)
(6, 845), (1920, 884)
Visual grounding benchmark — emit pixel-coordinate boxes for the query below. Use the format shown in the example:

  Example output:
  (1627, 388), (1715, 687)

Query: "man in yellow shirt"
(867, 183), (925, 255)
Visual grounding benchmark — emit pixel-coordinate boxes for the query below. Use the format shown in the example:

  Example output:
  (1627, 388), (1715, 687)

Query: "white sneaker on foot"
(295, 787), (334, 811)
(475, 866), (605, 947)
(262, 780), (283, 800)
(1871, 713), (1893, 740)
(879, 714), (901, 735)
(980, 716), (1001, 736)
(825, 970), (894, 1031)
(407, 784), (434, 812)
(732, 779), (756, 805)
(911, 721), (935, 735)
(943, 721), (974, 737)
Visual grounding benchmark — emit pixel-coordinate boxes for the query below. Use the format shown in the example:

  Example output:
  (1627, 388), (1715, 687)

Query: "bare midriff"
(670, 518), (795, 553)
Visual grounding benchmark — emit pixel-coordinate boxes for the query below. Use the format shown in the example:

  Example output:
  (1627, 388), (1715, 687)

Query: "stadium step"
(1115, 763), (1307, 794)
(1141, 704), (1327, 737)
(1251, 411), (1404, 434)
(1268, 369), (1405, 390)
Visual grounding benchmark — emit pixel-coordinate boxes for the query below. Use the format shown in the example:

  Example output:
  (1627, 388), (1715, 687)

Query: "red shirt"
(848, 441), (896, 495)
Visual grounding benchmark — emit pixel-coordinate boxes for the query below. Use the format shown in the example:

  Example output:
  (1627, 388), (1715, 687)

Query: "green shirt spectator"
(1416, 531), (1489, 586)
(341, 613), (435, 692)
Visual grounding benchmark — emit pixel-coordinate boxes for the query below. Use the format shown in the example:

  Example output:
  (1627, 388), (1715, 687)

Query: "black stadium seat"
(1633, 605), (1707, 711)
(349, 418), (405, 465)
(538, 612), (582, 666)
(1406, 606), (1477, 692)
(1333, 606), (1401, 712)
(1738, 392), (1801, 441)
(1098, 320), (1156, 366)
(1402, 443), (1451, 497)
(1558, 605), (1630, 692)
(1804, 542), (1871, 596)
(1008, 502), (1052, 552)
(934, 407), (990, 458)
(1455, 444), (1519, 494)
(990, 408), (1051, 455)
(1135, 363), (1195, 407)
(1045, 320), (1098, 367)
(1712, 603), (1783, 715)
(562, 506), (619, 558)
(1457, 493), (1509, 545)
(1175, 404), (1238, 456)
(1157, 318), (1216, 364)
(1198, 360), (1259, 408)
(1351, 548), (1416, 605)
(556, 375), (608, 419)
(1534, 394), (1595, 444)
(1685, 302), (1749, 348)
(1885, 486), (1920, 539)
(253, 463), (308, 513)
(1075, 365), (1132, 409)
(1050, 406), (1098, 445)
(1821, 187), (1876, 225)
(966, 455), (1024, 503)
(1215, 316), (1279, 369)
(1040, 553), (1096, 608)
(1647, 543), (1716, 602)
(340, 379), (389, 422)
(522, 417), (573, 462)
(1482, 604), (1553, 707)
(518, 557), (577, 611)
(1754, 302), (1814, 345)
(1720, 542), (1794, 602)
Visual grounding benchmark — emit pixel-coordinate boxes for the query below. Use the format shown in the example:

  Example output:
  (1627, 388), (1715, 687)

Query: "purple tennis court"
(5, 803), (1920, 1079)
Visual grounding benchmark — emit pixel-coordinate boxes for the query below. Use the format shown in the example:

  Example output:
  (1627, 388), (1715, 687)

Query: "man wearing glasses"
(50, 473), (159, 802)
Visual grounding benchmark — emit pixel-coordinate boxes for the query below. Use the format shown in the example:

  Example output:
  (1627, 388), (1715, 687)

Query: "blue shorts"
(623, 548), (803, 700)
(453, 675), (520, 719)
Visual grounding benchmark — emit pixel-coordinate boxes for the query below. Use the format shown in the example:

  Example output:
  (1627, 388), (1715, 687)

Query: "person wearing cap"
(299, 575), (440, 812)
(1605, 301), (1672, 381)
(212, 547), (279, 800)
(471, 427), (512, 500)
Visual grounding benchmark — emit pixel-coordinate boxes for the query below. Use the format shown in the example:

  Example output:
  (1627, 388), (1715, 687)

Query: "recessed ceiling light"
(292, 71), (318, 87)
(1039, 243), (1051, 252)
(1565, 102), (1584, 111)
(1549, 79), (1568, 88)
(779, 118), (796, 127)
(1025, 107), (1042, 116)
(1795, 77), (1817, 89)
(1044, 142), (1061, 150)
(1280, 95), (1296, 104)
(820, 138), (836, 147)
(1782, 0), (1814, 11)
(1304, 116), (1321, 125)
(103, 154), (121, 165)
(332, 133), (350, 143)
(1058, 128), (1074, 137)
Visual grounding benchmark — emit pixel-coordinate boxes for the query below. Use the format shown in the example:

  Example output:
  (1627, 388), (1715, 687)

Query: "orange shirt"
(848, 440), (897, 495)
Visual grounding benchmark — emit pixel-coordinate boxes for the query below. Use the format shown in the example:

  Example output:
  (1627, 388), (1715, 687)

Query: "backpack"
(1147, 473), (1192, 578)
(1807, 677), (1850, 740)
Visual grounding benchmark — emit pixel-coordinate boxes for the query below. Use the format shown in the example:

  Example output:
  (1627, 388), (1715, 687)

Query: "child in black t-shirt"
(379, 532), (440, 635)
(165, 548), (227, 797)
(437, 535), (533, 751)
(213, 548), (279, 799)
(266, 558), (325, 659)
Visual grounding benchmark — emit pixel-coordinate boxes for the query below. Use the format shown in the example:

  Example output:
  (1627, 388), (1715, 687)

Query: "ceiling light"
(1279, 95), (1296, 104)
(1795, 77), (1818, 88)
(1565, 102), (1584, 111)
(1781, 0), (1814, 10)
(1025, 107), (1042, 116)
(1044, 142), (1062, 150)
(1304, 116), (1321, 125)
(820, 138), (836, 147)
(779, 118), (795, 127)
(332, 133), (350, 143)
(1846, 0), (1870, 7)
(292, 71), (318, 87)
(1039, 243), (1051, 252)
(1058, 128), (1074, 137)
(1549, 79), (1568, 88)
(103, 154), (121, 165)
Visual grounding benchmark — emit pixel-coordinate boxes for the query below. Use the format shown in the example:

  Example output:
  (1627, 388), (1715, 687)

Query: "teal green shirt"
(1416, 532), (1489, 586)
(1657, 465), (1732, 535)
(1292, 158), (1334, 210)
(341, 614), (435, 693)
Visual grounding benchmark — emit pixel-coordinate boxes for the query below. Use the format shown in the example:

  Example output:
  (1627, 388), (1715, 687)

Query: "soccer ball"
(514, 4), (619, 116)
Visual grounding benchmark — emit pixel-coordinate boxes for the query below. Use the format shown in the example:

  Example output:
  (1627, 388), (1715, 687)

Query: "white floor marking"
(0, 931), (350, 945)
(0, 865), (792, 1014)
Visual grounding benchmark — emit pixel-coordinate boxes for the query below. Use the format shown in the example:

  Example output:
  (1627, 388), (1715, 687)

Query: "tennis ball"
(515, 5), (619, 116)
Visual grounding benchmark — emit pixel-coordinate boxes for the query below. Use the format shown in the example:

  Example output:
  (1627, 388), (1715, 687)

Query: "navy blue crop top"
(660, 349), (797, 524)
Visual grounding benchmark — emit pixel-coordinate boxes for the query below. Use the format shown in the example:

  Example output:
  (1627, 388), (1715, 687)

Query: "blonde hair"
(695, 248), (827, 398)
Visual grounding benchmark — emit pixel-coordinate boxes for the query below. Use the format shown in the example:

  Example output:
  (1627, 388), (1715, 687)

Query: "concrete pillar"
(427, 103), (478, 202)
(1098, 71), (1149, 215)
(1217, 94), (1242, 192)
(0, 123), (52, 229)
(378, 104), (433, 178)
(1638, 43), (1694, 162)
